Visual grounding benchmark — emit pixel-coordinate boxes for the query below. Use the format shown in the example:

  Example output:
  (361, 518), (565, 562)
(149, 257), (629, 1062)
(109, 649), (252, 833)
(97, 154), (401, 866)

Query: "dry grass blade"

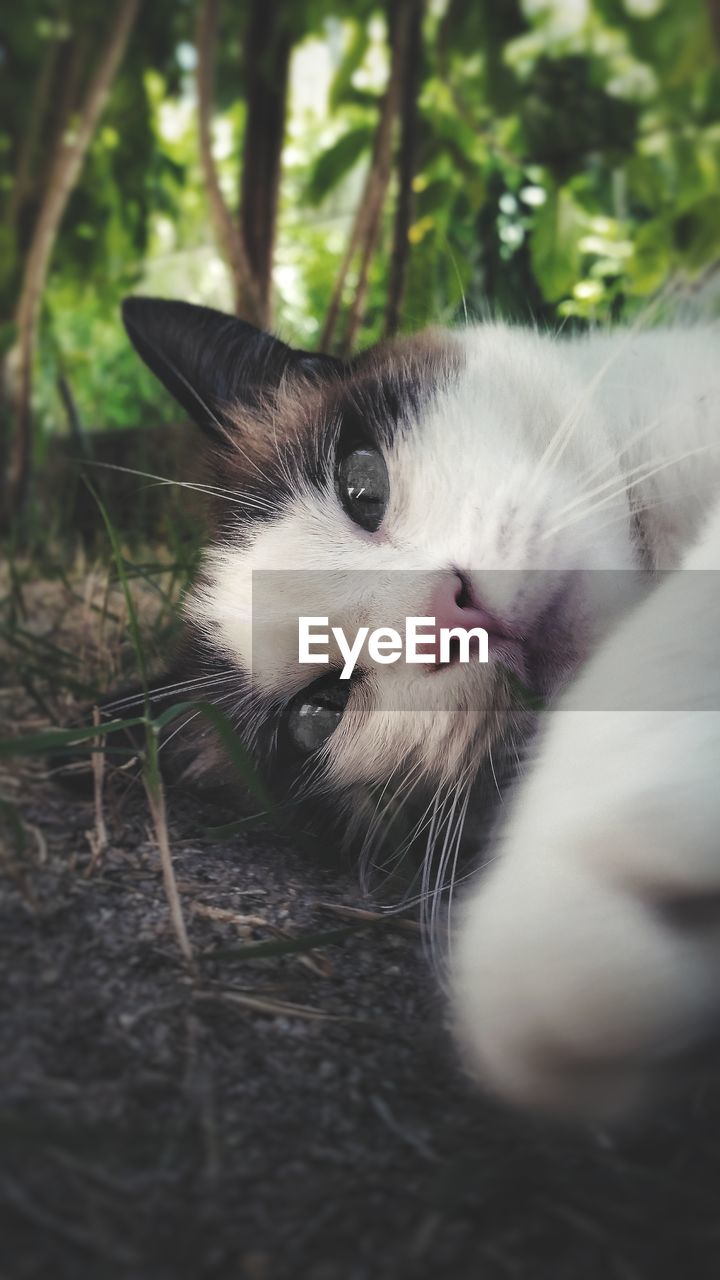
(191, 904), (334, 976)
(85, 481), (193, 967)
(294, 951), (334, 978)
(193, 988), (345, 1022)
(191, 903), (270, 928)
(145, 773), (194, 967)
(26, 820), (47, 866)
(84, 704), (108, 876)
(317, 901), (421, 933)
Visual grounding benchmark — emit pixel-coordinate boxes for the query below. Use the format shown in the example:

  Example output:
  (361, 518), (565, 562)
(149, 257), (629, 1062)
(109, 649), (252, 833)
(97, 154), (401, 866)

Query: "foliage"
(1, 0), (719, 475)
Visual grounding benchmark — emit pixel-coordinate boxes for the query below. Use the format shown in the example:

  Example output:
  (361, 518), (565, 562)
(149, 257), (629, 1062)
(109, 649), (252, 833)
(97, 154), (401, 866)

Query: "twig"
(144, 772), (194, 967)
(321, 0), (414, 352)
(317, 901), (421, 932)
(194, 988), (348, 1022)
(84, 704), (108, 876)
(27, 820), (47, 866)
(385, 0), (424, 336)
(191, 903), (334, 976)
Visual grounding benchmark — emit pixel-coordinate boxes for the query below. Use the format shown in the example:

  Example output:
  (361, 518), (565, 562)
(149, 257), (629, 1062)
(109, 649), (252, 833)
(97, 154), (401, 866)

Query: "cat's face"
(124, 299), (640, 860)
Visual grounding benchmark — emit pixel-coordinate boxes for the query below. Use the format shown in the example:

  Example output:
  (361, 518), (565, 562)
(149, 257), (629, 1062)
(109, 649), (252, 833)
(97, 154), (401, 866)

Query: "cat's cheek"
(451, 831), (720, 1121)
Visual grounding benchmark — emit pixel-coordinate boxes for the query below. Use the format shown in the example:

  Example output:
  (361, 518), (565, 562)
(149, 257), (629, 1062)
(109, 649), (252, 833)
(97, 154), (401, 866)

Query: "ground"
(3, 565), (720, 1280)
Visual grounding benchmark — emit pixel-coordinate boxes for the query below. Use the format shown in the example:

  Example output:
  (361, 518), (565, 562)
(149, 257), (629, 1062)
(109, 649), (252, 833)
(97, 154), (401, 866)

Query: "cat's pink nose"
(425, 573), (509, 664)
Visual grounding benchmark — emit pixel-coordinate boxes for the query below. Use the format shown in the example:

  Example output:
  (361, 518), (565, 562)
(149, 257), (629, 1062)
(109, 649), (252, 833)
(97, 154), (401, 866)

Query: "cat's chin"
(524, 636), (584, 705)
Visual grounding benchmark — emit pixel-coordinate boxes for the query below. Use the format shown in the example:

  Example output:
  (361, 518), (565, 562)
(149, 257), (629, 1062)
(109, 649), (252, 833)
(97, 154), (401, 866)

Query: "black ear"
(121, 297), (344, 438)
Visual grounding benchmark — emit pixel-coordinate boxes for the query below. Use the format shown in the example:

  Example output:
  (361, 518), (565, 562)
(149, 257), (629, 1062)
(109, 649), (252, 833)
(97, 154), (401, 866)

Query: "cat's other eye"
(336, 445), (389, 532)
(287, 679), (351, 755)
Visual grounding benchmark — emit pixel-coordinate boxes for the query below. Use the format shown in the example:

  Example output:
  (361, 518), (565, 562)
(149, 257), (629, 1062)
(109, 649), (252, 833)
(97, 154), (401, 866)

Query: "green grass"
(0, 499), (392, 968)
(1, 493), (545, 966)
(1, 493), (282, 963)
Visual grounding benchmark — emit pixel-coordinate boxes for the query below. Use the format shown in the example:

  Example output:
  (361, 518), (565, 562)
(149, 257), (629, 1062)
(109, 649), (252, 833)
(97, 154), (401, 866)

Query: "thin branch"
(85, 705), (108, 877)
(42, 32), (92, 204)
(321, 0), (414, 353)
(239, 0), (291, 327)
(195, 0), (263, 325)
(385, 0), (424, 337)
(6, 0), (142, 518)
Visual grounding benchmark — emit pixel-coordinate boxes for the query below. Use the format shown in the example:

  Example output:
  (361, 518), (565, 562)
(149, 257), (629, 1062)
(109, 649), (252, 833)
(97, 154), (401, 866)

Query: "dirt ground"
(3, 571), (720, 1280)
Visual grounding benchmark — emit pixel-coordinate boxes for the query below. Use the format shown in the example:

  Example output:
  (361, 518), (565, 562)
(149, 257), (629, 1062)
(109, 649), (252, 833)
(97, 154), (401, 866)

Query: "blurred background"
(2, 0), (720, 538)
(4, 10), (720, 1273)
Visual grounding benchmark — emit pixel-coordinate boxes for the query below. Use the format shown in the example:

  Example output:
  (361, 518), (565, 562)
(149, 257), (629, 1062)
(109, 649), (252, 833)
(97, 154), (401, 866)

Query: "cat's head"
(123, 298), (639, 879)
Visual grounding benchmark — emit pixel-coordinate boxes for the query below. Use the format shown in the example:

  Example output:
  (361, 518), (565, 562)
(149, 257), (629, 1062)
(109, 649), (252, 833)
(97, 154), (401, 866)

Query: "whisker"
(572, 484), (713, 541)
(150, 348), (229, 436)
(487, 742), (503, 803)
(532, 292), (670, 487)
(358, 762), (426, 893)
(443, 780), (473, 978)
(127, 344), (282, 490)
(420, 779), (463, 951)
(543, 443), (720, 541)
(81, 460), (275, 512)
(428, 771), (472, 962)
(571, 410), (673, 498)
(552, 440), (713, 522)
(158, 710), (202, 753)
(101, 670), (238, 713)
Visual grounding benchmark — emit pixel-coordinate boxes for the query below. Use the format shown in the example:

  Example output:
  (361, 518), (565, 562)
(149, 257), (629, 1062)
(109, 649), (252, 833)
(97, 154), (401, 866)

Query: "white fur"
(188, 321), (720, 1116)
(454, 499), (720, 1118)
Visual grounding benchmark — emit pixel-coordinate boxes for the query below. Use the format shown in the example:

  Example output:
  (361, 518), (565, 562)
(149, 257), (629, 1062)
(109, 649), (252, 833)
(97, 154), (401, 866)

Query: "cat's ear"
(121, 297), (344, 439)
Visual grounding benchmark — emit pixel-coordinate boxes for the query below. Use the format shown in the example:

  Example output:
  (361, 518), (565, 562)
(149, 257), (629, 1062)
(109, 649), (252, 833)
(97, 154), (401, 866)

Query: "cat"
(119, 296), (720, 1122)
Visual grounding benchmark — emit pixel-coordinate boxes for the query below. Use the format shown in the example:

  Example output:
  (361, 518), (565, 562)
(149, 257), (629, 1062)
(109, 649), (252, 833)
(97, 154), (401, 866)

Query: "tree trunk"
(42, 32), (93, 214)
(6, 35), (62, 232)
(5, 0), (142, 520)
(239, 0), (291, 327)
(196, 0), (263, 325)
(708, 0), (720, 53)
(321, 0), (414, 354)
(340, 197), (386, 356)
(384, 0), (423, 337)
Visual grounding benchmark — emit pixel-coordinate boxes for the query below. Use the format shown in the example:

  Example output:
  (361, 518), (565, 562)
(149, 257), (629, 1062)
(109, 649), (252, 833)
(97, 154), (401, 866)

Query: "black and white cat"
(121, 296), (720, 1121)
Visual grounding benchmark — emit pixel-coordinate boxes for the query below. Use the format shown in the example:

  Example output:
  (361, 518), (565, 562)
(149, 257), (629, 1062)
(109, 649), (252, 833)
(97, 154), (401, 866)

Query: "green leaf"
(204, 813), (269, 838)
(203, 919), (386, 962)
(672, 195), (720, 272)
(329, 23), (371, 111)
(530, 184), (584, 302)
(85, 479), (149, 692)
(0, 715), (147, 759)
(152, 699), (277, 813)
(627, 218), (672, 295)
(0, 319), (17, 357)
(305, 125), (373, 205)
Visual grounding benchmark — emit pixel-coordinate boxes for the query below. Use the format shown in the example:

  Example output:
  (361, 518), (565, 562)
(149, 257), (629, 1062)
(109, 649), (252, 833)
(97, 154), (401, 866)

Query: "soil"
(3, 572), (720, 1280)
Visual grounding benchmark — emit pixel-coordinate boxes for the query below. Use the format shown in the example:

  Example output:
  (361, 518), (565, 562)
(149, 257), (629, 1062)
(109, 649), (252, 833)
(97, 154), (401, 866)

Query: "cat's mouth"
(434, 634), (464, 670)
(433, 632), (525, 675)
(431, 575), (582, 707)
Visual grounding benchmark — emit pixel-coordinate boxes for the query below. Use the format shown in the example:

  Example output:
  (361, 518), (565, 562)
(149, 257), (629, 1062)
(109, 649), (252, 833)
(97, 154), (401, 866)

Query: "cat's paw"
(452, 709), (720, 1120)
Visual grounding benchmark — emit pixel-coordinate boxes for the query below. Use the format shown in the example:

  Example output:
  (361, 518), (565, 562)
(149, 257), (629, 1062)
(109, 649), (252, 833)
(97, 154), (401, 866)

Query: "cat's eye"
(287, 679), (351, 755)
(336, 445), (389, 532)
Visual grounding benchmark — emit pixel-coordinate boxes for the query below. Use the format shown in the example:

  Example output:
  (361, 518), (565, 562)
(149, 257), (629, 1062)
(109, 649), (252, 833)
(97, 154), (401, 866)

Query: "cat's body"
(121, 298), (720, 1120)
